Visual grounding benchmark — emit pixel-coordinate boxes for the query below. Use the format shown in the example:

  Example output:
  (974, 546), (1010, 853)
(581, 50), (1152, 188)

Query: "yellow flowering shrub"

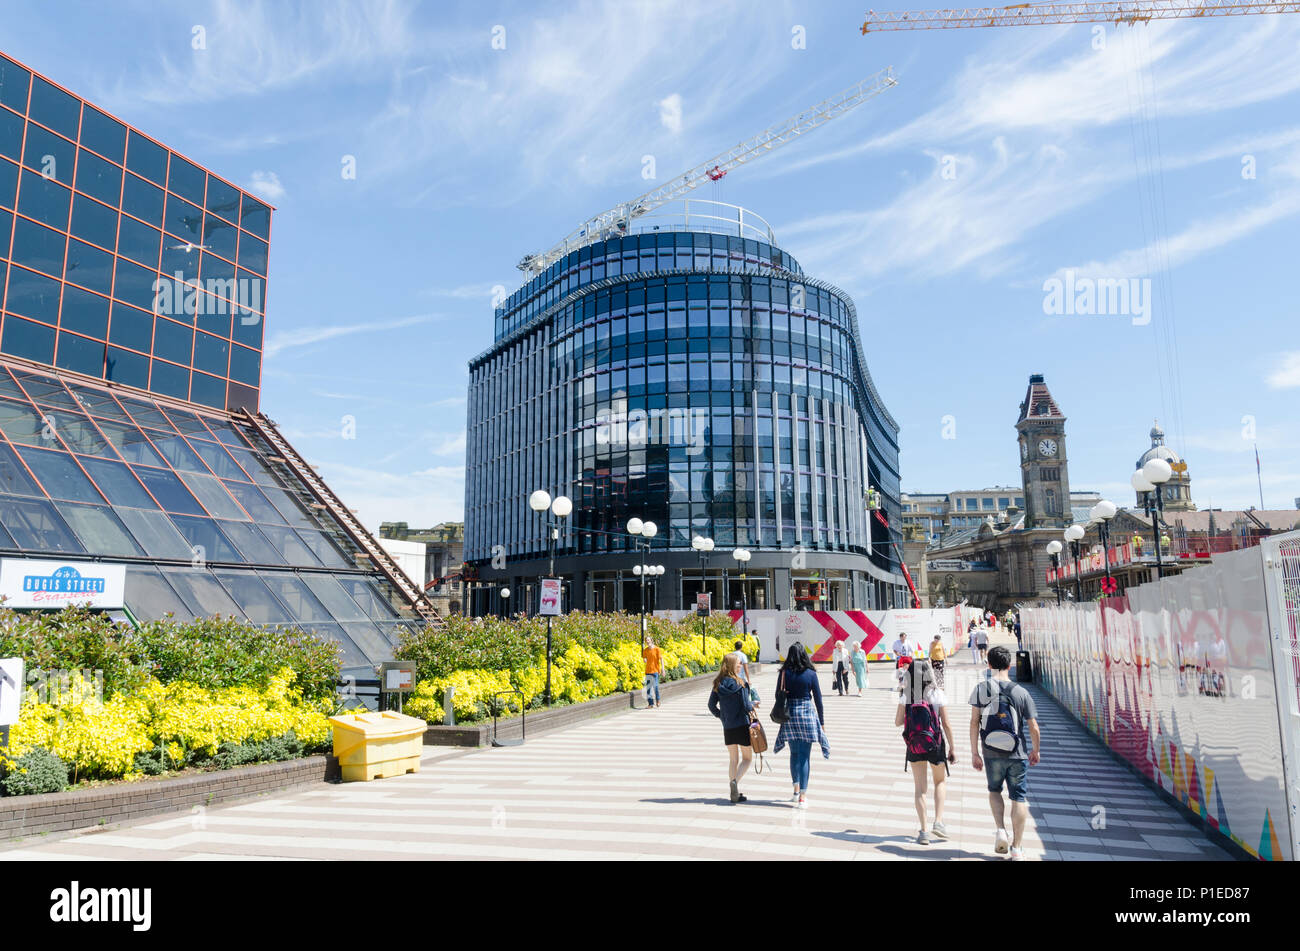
(406, 668), (515, 723)
(2, 668), (331, 783)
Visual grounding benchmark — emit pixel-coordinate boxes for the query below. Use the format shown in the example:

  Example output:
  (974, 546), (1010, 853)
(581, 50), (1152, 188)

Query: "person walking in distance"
(896, 659), (957, 845)
(773, 642), (829, 809)
(969, 646), (1041, 860)
(730, 640), (752, 684)
(851, 639), (868, 696)
(928, 634), (948, 689)
(707, 654), (755, 803)
(974, 624), (990, 665)
(642, 636), (663, 709)
(832, 639), (850, 696)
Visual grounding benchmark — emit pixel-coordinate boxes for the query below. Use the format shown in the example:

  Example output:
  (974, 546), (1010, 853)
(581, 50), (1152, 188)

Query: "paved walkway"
(1, 634), (1231, 861)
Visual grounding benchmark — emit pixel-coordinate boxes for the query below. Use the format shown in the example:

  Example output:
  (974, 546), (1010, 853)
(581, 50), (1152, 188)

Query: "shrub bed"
(0, 605), (342, 796)
(399, 612), (756, 723)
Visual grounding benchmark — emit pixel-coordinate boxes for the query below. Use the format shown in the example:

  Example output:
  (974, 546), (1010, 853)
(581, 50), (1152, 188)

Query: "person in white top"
(832, 640), (850, 696)
(895, 659), (957, 845)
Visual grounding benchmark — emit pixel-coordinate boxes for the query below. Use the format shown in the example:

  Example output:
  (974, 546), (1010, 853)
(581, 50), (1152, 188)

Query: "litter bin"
(1015, 650), (1034, 683)
(329, 710), (427, 782)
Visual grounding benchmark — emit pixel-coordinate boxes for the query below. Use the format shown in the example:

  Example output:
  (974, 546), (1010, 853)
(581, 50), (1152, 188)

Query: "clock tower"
(1016, 373), (1071, 529)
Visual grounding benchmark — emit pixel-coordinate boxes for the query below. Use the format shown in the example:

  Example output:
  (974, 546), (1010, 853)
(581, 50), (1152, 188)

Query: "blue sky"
(4, 0), (1298, 529)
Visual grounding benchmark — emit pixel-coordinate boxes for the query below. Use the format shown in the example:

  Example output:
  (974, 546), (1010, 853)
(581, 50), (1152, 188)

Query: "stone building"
(378, 521), (465, 615)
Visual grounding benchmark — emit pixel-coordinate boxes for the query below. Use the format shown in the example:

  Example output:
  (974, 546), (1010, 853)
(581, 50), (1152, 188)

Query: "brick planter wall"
(0, 754), (334, 842)
(424, 664), (762, 748)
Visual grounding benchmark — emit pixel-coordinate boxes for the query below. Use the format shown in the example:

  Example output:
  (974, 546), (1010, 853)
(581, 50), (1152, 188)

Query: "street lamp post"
(1089, 500), (1119, 597)
(499, 586), (511, 618)
(1064, 524), (1085, 603)
(529, 489), (572, 706)
(692, 535), (715, 654)
(1046, 540), (1063, 605)
(1134, 458), (1172, 580)
(732, 547), (752, 642)
(627, 518), (658, 647)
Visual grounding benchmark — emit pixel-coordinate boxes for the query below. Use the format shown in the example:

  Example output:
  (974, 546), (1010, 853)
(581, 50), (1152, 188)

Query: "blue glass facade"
(465, 225), (907, 610)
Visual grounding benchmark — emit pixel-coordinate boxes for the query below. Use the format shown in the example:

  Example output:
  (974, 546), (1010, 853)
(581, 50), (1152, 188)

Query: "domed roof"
(1136, 419), (1185, 471)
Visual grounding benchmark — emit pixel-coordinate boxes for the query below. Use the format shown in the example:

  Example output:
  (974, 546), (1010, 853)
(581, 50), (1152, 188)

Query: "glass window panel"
(0, 58), (31, 113)
(240, 194), (270, 239)
(50, 414), (112, 456)
(116, 214), (161, 268)
(74, 148), (122, 205)
(56, 501), (145, 556)
(179, 471), (246, 519)
(66, 383), (128, 420)
(169, 514), (241, 562)
(0, 442), (41, 495)
(77, 456), (155, 507)
(159, 566), (245, 619)
(149, 359), (189, 400)
(300, 573), (368, 621)
(11, 216), (66, 276)
(12, 368), (78, 410)
(79, 106), (126, 163)
(65, 237), (114, 294)
(4, 266), (61, 323)
(121, 172), (164, 226)
(258, 523), (322, 566)
(0, 516), (14, 548)
(202, 417), (249, 448)
(258, 572), (334, 623)
(105, 346), (149, 388)
(116, 505), (193, 559)
(0, 111), (21, 162)
(116, 396), (174, 430)
(19, 171), (71, 229)
(217, 520), (284, 564)
(1, 316), (55, 364)
(60, 285), (110, 338)
(112, 257), (158, 311)
(132, 465), (204, 515)
(295, 529), (353, 569)
(187, 439), (247, 481)
(202, 212), (238, 260)
(223, 479), (285, 522)
(300, 622), (369, 670)
(190, 371), (224, 410)
(237, 233), (268, 274)
(224, 445), (277, 485)
(123, 566), (193, 621)
(340, 620), (396, 663)
(193, 332), (229, 377)
(22, 123), (75, 185)
(205, 175), (240, 222)
(55, 331), (105, 377)
(164, 193), (203, 242)
(259, 484), (319, 529)
(17, 445), (103, 502)
(168, 154), (205, 205)
(147, 431), (208, 473)
(68, 191), (116, 246)
(28, 76), (80, 139)
(0, 156), (16, 206)
(160, 406), (215, 436)
(0, 397), (46, 446)
(96, 419), (165, 465)
(211, 569), (291, 624)
(336, 577), (400, 620)
(107, 302), (152, 353)
(152, 317), (193, 365)
(126, 131), (168, 185)
(0, 493), (85, 552)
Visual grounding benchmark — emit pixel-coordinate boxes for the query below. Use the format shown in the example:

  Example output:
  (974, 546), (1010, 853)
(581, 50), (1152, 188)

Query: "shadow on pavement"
(640, 797), (795, 809)
(813, 829), (990, 859)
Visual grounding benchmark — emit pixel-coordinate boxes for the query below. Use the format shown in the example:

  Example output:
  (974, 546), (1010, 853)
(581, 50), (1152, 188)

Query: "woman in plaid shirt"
(773, 642), (830, 809)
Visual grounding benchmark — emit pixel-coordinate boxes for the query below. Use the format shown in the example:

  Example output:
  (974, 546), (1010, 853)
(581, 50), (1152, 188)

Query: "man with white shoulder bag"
(969, 646), (1041, 861)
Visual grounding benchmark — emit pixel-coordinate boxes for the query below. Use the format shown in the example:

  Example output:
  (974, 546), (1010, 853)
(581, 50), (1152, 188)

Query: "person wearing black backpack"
(895, 659), (957, 845)
(969, 646), (1041, 861)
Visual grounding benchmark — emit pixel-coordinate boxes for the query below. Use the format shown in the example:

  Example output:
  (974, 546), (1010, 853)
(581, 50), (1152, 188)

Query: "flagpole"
(1255, 443), (1265, 510)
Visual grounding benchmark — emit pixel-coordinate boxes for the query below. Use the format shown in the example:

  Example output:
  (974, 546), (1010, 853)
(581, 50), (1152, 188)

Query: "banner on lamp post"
(539, 578), (563, 616)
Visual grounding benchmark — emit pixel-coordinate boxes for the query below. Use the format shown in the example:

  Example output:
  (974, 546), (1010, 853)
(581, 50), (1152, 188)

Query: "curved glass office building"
(465, 201), (907, 615)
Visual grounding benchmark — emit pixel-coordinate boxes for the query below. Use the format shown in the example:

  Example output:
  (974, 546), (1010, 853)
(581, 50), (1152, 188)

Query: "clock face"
(1038, 438), (1058, 457)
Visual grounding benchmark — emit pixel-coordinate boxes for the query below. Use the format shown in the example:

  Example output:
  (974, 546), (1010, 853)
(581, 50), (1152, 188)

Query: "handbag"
(769, 670), (789, 724)
(748, 713), (769, 770)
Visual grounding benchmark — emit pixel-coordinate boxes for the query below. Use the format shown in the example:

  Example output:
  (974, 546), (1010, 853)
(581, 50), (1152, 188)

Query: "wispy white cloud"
(1267, 352), (1300, 389)
(658, 93), (683, 134)
(245, 170), (285, 201)
(318, 460), (466, 530)
(264, 313), (439, 358)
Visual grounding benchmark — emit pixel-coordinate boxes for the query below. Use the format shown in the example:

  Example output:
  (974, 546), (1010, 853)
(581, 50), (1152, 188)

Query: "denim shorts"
(984, 756), (1029, 802)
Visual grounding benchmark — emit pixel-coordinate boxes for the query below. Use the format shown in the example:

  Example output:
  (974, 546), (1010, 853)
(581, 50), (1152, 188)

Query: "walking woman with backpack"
(707, 653), (756, 804)
(895, 658), (957, 845)
(772, 642), (829, 809)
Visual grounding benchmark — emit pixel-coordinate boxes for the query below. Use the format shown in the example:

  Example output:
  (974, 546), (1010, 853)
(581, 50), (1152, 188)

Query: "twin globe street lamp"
(1088, 499), (1119, 597)
(732, 547), (752, 641)
(1045, 540), (1063, 605)
(1063, 522), (1085, 602)
(529, 489), (573, 705)
(692, 535), (715, 654)
(627, 518), (663, 647)
(1131, 457), (1173, 579)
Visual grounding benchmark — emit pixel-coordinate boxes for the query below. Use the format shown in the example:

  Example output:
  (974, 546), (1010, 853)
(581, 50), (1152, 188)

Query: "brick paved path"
(1, 634), (1231, 861)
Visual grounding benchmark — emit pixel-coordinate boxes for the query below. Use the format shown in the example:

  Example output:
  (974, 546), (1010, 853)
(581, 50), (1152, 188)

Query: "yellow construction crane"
(861, 0), (1300, 32)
